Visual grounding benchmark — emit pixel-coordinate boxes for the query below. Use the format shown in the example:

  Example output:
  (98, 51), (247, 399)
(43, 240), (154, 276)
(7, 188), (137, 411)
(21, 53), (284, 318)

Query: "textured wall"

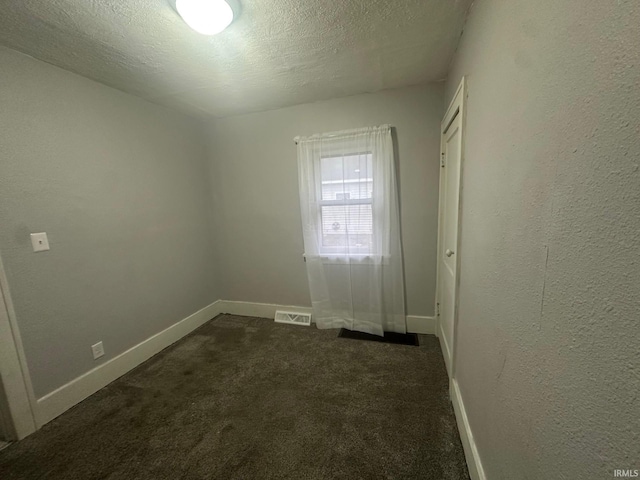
(0, 47), (219, 398)
(445, 0), (640, 478)
(205, 84), (443, 317)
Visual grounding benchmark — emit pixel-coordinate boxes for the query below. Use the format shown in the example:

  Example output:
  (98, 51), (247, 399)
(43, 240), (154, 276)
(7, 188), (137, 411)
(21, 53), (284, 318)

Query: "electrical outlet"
(91, 341), (104, 360)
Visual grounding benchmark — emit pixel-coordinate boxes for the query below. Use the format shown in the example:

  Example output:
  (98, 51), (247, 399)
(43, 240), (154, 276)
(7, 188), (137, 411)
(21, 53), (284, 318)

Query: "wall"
(205, 84), (443, 317)
(0, 47), (219, 399)
(446, 0), (640, 478)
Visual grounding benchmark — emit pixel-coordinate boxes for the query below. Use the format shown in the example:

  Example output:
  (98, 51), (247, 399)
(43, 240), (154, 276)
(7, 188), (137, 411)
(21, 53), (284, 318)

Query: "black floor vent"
(338, 328), (419, 346)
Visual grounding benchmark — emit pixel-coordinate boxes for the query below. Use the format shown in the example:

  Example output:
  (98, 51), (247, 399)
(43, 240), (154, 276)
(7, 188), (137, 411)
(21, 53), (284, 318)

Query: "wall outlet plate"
(30, 232), (50, 252)
(91, 341), (104, 360)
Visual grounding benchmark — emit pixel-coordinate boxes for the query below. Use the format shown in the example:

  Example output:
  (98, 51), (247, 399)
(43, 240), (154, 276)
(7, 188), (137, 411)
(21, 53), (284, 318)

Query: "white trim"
(405, 315), (435, 335)
(219, 300), (313, 320)
(36, 300), (223, 427)
(435, 76), (467, 380)
(221, 301), (435, 335)
(31, 299), (438, 431)
(0, 254), (38, 440)
(451, 378), (486, 480)
(443, 78), (466, 132)
(438, 317), (453, 377)
(315, 255), (391, 266)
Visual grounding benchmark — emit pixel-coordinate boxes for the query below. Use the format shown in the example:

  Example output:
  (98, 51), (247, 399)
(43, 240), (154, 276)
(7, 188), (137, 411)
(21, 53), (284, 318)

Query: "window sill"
(303, 254), (390, 266)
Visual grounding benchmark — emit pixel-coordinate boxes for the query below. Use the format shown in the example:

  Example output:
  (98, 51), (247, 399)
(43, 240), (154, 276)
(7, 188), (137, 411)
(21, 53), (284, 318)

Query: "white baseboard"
(33, 300), (436, 429)
(438, 320), (453, 378)
(451, 378), (486, 480)
(221, 302), (436, 335)
(219, 300), (313, 320)
(29, 296), (485, 480)
(406, 315), (435, 334)
(36, 300), (223, 427)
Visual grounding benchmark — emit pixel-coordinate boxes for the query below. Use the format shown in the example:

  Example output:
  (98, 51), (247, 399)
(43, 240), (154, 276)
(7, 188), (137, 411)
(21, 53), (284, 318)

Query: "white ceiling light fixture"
(175, 0), (235, 35)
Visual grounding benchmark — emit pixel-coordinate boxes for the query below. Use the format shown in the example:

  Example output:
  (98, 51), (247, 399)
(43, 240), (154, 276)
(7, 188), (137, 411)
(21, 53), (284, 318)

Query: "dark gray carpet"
(0, 314), (469, 479)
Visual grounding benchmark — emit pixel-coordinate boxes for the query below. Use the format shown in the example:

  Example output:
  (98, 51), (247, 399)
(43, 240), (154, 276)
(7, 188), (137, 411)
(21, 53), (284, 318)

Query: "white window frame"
(314, 150), (376, 258)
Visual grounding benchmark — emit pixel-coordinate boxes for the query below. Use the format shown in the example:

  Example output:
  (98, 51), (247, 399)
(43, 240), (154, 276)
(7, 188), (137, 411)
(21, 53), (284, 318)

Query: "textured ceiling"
(0, 0), (472, 118)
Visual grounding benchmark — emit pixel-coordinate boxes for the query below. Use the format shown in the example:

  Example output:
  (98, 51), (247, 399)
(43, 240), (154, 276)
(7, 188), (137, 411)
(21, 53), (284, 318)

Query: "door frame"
(0, 253), (37, 440)
(435, 77), (467, 379)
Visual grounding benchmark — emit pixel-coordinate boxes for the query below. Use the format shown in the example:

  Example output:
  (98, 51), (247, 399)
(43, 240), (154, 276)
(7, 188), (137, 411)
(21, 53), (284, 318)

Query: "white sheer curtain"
(296, 125), (405, 336)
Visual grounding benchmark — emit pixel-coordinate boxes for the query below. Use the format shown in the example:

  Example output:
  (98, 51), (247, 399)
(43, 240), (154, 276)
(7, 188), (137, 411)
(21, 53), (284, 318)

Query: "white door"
(436, 79), (465, 377)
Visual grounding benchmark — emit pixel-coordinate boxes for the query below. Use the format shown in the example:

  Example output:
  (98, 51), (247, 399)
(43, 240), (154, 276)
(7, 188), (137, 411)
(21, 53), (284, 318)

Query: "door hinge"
(440, 153), (445, 168)
(436, 303), (440, 316)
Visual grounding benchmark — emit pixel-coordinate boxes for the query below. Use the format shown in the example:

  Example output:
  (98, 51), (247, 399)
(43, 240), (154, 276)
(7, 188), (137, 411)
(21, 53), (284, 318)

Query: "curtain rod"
(294, 124), (392, 145)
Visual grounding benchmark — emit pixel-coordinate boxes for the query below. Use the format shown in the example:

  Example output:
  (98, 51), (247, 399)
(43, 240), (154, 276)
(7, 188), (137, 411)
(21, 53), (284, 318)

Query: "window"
(317, 153), (374, 255)
(297, 125), (398, 263)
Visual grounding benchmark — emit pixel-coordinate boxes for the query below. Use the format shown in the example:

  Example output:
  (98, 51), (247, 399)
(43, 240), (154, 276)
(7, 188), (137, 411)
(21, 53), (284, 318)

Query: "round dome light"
(175, 0), (234, 35)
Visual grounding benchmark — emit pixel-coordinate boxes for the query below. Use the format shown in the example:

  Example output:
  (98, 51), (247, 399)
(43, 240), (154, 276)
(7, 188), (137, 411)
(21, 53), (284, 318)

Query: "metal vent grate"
(274, 310), (312, 327)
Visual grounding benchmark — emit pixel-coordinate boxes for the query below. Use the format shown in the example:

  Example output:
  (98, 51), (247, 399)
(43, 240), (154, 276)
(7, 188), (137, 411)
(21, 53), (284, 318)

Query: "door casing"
(0, 253), (37, 440)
